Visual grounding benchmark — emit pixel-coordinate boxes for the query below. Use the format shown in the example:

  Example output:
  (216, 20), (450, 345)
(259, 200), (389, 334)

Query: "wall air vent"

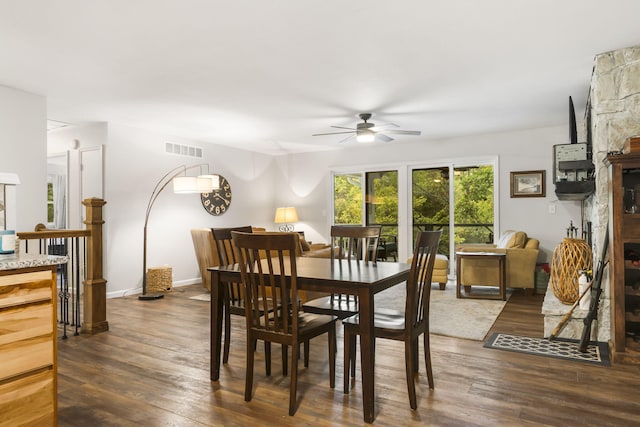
(165, 142), (203, 158)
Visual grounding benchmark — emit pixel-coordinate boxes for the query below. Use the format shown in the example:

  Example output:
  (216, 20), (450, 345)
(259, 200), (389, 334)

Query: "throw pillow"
(300, 237), (311, 252)
(498, 231), (527, 248)
(497, 230), (516, 248)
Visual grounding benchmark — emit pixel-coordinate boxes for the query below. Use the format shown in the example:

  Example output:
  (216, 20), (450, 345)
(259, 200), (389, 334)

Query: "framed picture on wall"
(510, 170), (545, 198)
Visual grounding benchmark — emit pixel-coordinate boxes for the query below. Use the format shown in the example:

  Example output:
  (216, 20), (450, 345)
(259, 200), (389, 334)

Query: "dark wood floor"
(57, 284), (640, 426)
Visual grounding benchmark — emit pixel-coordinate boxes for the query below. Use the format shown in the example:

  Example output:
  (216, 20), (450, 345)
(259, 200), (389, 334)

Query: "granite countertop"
(0, 254), (68, 271)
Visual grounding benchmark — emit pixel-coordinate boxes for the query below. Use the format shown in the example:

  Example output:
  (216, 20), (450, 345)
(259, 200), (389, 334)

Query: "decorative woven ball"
(550, 238), (593, 304)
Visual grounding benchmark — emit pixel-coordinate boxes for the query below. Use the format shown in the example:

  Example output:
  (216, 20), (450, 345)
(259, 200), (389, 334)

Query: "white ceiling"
(2, 0), (640, 155)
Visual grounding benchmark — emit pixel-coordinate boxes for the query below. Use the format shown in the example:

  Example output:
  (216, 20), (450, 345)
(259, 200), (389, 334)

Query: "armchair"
(456, 230), (540, 295)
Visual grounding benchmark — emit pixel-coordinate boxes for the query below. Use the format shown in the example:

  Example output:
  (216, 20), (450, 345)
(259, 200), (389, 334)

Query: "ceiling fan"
(312, 113), (421, 143)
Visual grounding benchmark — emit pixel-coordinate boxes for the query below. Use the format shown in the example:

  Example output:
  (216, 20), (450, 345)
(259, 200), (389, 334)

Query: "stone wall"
(587, 45), (640, 341)
(543, 45), (640, 341)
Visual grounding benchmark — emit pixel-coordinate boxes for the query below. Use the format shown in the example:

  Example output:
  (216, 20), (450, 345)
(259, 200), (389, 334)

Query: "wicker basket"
(550, 238), (592, 304)
(147, 266), (172, 293)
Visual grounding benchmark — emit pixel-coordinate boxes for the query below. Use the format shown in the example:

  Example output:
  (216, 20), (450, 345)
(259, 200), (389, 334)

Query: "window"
(411, 167), (450, 255)
(333, 173), (363, 225)
(412, 164), (494, 258)
(366, 170), (398, 258)
(333, 159), (496, 264)
(47, 182), (54, 224)
(333, 170), (399, 261)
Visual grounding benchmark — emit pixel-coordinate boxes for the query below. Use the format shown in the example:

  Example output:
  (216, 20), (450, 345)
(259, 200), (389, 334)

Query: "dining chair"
(301, 225), (382, 319)
(342, 230), (441, 410)
(231, 231), (337, 416)
(211, 225), (253, 364)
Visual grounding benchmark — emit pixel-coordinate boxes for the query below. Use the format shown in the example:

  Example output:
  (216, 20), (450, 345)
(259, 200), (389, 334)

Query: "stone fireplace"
(543, 45), (640, 341)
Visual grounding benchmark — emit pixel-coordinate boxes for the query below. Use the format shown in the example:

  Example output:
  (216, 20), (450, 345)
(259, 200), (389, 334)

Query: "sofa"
(456, 230), (540, 295)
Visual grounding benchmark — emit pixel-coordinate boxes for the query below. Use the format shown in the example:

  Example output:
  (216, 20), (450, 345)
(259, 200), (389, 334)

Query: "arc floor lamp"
(140, 163), (219, 300)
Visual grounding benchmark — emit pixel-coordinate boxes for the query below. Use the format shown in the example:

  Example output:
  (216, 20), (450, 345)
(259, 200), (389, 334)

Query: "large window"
(333, 171), (399, 261)
(412, 164), (494, 257)
(411, 167), (450, 255)
(333, 161), (495, 264)
(333, 173), (362, 225)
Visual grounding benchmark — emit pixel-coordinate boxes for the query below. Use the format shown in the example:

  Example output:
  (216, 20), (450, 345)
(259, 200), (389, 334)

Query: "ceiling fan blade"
(382, 129), (421, 136)
(376, 134), (394, 142)
(339, 134), (356, 144)
(370, 123), (399, 131)
(312, 131), (357, 136)
(330, 125), (357, 130)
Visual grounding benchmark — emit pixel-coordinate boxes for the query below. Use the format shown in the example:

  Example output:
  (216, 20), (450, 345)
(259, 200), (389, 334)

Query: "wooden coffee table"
(455, 251), (506, 301)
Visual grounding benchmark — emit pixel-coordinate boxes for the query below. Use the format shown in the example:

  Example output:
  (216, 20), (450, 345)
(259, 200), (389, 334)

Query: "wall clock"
(201, 175), (231, 216)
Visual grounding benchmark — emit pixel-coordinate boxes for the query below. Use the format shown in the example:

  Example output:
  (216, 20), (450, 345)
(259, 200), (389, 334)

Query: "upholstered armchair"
(456, 230), (540, 295)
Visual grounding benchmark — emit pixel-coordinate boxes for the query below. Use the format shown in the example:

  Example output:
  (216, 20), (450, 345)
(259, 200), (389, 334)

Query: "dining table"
(208, 256), (411, 423)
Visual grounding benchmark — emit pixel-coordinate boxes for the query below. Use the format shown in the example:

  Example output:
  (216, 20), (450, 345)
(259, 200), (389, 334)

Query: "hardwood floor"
(57, 284), (640, 426)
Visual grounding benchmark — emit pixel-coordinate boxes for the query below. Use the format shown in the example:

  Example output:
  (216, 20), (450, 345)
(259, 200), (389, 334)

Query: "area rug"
(191, 283), (509, 341)
(377, 283), (509, 341)
(484, 333), (610, 366)
(190, 293), (211, 302)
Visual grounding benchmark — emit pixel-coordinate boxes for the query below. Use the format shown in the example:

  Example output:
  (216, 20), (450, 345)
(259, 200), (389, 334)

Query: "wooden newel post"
(82, 197), (109, 334)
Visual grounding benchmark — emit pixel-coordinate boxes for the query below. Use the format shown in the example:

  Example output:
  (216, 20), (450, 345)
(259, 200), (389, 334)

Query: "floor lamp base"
(138, 293), (165, 300)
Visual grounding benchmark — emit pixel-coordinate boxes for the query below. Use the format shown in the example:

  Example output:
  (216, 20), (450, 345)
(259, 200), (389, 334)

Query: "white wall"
(281, 125), (583, 264)
(104, 124), (277, 297)
(0, 85), (47, 231)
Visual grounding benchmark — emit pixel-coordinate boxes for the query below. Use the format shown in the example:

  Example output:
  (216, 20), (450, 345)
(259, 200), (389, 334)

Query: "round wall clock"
(201, 175), (232, 216)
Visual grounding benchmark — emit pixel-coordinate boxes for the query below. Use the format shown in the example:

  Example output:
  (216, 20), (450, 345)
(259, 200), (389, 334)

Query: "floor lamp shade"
(173, 176), (218, 193)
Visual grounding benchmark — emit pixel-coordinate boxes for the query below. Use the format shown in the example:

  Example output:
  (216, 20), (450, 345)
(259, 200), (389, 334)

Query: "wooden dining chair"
(301, 225), (382, 319)
(211, 225), (253, 364)
(231, 231), (337, 416)
(342, 230), (442, 409)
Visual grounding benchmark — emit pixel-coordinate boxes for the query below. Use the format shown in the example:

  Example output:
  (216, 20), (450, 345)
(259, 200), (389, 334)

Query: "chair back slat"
(406, 231), (442, 330)
(212, 225), (253, 265)
(232, 232), (299, 338)
(330, 225), (382, 263)
(212, 226), (253, 306)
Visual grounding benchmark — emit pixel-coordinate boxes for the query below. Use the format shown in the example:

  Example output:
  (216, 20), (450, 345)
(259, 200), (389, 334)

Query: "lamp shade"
(274, 207), (299, 223)
(199, 174), (221, 190)
(173, 176), (216, 193)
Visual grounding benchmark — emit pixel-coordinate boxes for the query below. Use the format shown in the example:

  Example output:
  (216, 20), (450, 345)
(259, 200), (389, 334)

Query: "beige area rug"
(190, 282), (509, 341)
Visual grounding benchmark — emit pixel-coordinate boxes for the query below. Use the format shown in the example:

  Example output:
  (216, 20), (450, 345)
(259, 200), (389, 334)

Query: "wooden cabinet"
(607, 153), (640, 364)
(0, 265), (58, 426)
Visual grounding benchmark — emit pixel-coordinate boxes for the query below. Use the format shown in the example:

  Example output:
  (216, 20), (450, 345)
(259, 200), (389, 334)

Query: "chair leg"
(304, 340), (310, 368)
(223, 301), (231, 364)
(412, 337), (419, 373)
(423, 332), (434, 389)
(282, 344), (288, 376)
(289, 341), (299, 416)
(245, 336), (256, 402)
(343, 325), (352, 393)
(265, 341), (271, 376)
(329, 325), (336, 389)
(405, 339), (417, 410)
(350, 334), (357, 378)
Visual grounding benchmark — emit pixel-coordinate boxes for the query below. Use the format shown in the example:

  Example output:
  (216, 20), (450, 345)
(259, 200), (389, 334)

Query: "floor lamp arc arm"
(144, 163), (209, 225)
(142, 163), (210, 299)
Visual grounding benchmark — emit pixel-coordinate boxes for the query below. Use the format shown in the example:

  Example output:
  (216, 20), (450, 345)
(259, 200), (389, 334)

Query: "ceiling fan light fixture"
(357, 130), (375, 143)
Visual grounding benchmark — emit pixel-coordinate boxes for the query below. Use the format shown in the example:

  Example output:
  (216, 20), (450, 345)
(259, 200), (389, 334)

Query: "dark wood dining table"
(208, 256), (411, 423)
